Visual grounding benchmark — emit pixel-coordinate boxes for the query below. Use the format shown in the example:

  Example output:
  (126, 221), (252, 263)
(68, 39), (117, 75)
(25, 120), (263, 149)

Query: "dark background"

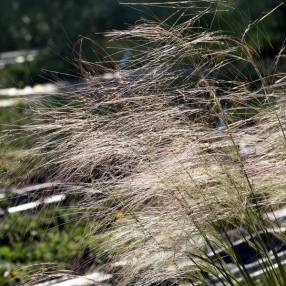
(0, 0), (285, 87)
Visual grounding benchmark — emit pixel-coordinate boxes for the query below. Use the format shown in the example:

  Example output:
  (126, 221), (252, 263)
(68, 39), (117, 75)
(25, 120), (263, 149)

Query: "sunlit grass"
(3, 1), (286, 285)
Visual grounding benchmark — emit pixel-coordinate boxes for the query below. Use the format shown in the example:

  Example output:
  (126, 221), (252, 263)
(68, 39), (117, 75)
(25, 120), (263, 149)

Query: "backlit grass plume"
(12, 1), (286, 285)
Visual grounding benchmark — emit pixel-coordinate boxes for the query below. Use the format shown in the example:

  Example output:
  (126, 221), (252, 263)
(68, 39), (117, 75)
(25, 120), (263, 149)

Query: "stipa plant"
(9, 1), (286, 285)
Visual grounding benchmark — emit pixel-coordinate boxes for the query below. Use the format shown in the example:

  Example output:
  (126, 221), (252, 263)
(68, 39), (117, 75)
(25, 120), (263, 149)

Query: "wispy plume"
(9, 1), (286, 285)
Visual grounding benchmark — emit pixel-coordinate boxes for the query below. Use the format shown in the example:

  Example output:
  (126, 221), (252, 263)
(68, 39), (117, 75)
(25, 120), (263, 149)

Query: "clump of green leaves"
(0, 207), (94, 286)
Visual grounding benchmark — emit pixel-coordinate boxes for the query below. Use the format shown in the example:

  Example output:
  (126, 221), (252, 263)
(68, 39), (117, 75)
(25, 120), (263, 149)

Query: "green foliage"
(0, 208), (92, 286)
(0, 104), (32, 187)
(0, 104), (28, 133)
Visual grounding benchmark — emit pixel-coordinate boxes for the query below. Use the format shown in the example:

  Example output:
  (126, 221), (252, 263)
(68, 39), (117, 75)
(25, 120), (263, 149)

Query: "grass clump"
(0, 103), (99, 286)
(6, 1), (286, 285)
